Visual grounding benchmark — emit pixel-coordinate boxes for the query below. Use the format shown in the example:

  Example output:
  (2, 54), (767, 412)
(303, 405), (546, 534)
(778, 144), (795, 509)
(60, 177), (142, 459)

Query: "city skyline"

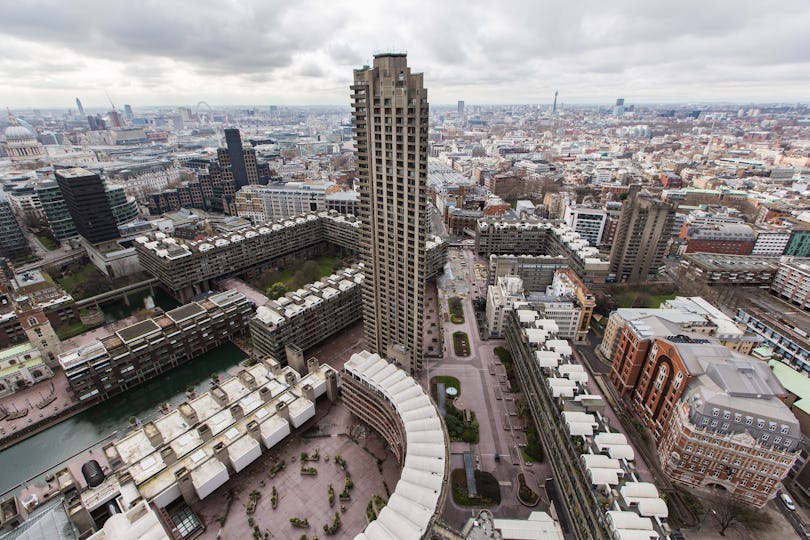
(1, 0), (809, 108)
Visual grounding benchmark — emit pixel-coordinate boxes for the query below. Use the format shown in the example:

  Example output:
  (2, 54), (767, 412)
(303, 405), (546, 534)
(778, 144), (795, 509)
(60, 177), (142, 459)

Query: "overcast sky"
(1, 0), (809, 109)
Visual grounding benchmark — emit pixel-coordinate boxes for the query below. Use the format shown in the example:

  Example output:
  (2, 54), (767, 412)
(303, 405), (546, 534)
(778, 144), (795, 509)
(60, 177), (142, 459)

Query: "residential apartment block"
(504, 308), (669, 539)
(250, 265), (364, 364)
(476, 219), (609, 290)
(341, 350), (448, 537)
(353, 53), (429, 372)
(135, 212), (447, 302)
(59, 290), (252, 402)
(771, 259), (810, 309)
(736, 308), (810, 373)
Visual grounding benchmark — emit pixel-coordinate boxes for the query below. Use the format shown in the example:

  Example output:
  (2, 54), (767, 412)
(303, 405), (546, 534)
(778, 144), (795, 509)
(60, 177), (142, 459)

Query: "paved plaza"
(195, 400), (399, 539)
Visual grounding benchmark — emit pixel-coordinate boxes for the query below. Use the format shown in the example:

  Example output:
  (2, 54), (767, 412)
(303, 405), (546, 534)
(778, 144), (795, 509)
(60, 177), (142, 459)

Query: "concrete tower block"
(175, 467), (199, 505)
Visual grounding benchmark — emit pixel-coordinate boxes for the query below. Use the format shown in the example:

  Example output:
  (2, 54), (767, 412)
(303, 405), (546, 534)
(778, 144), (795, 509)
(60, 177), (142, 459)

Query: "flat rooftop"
(116, 319), (161, 343)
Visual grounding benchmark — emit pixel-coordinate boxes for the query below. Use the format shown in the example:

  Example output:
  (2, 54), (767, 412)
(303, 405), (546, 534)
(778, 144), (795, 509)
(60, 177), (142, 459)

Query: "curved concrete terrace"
(342, 350), (449, 540)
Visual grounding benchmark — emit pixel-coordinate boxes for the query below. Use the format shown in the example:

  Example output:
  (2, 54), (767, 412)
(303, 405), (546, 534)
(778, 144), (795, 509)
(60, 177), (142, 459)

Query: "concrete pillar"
(302, 384), (315, 402)
(143, 422), (163, 448)
(211, 386), (228, 406)
(160, 446), (176, 466)
(179, 402), (199, 425)
(175, 467), (199, 505)
(259, 385), (273, 403)
(275, 401), (290, 422)
(238, 370), (257, 389)
(284, 371), (297, 387)
(197, 423), (212, 442)
(307, 357), (320, 374)
(286, 343), (305, 374)
(213, 441), (232, 473)
(247, 420), (262, 442)
(326, 371), (339, 402)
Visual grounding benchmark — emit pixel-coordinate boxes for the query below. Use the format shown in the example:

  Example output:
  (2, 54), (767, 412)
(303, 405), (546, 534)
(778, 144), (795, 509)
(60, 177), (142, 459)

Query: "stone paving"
(195, 400), (399, 540)
(429, 247), (550, 530)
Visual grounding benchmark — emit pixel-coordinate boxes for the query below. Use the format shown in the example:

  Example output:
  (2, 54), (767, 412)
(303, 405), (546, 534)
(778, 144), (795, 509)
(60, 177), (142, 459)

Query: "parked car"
(781, 492), (796, 512)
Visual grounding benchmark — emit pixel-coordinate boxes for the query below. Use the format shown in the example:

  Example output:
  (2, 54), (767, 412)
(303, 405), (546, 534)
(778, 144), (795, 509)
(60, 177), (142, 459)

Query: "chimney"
(143, 422), (163, 447)
(275, 400), (290, 422)
(197, 423), (212, 442)
(302, 384), (315, 402)
(247, 420), (262, 442)
(259, 385), (273, 403)
(175, 467), (199, 505)
(160, 446), (177, 466)
(326, 370), (339, 402)
(238, 370), (257, 389)
(230, 403), (244, 420)
(213, 441), (232, 473)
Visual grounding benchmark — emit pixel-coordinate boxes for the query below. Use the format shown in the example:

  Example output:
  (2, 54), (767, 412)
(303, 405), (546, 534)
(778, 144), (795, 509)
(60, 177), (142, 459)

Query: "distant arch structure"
(196, 101), (214, 123)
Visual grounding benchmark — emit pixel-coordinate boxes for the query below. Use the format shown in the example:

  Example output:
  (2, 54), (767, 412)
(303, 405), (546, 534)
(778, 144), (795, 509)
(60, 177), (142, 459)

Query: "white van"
(780, 492), (796, 511)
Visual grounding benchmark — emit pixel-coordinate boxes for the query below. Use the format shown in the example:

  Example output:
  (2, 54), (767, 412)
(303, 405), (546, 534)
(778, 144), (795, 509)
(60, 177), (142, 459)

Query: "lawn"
(430, 376), (460, 398)
(56, 321), (89, 340)
(450, 469), (501, 506)
(448, 296), (464, 324)
(614, 292), (677, 309)
(452, 331), (470, 356)
(36, 235), (57, 250)
(254, 256), (344, 299)
(57, 264), (113, 299)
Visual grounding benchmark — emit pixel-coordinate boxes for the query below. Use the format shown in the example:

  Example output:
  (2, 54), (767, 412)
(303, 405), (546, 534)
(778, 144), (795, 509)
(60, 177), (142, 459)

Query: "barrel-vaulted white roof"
(345, 351), (448, 540)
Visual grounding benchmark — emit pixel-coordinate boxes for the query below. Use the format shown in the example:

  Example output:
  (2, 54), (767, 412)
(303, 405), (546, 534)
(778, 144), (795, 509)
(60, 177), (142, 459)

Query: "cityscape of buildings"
(0, 42), (809, 540)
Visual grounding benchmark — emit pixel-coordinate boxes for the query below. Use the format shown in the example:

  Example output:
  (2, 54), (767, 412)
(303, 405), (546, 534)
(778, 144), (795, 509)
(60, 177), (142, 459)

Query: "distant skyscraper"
(124, 104), (133, 119)
(224, 128), (250, 189)
(608, 185), (675, 282)
(553, 90), (558, 113)
(55, 168), (120, 244)
(614, 98), (625, 116)
(75, 97), (85, 118)
(108, 110), (123, 128)
(457, 100), (465, 116)
(352, 53), (428, 373)
(0, 192), (29, 258)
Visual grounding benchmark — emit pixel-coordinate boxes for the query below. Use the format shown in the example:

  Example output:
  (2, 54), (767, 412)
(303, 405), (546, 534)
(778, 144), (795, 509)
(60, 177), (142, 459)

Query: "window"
(734, 413), (742, 423)
(774, 437), (782, 445)
(723, 411), (730, 420)
(761, 433), (769, 441)
(712, 408), (720, 417)
(781, 425), (790, 434)
(757, 419), (765, 429)
(768, 422), (777, 432)
(745, 416), (753, 425)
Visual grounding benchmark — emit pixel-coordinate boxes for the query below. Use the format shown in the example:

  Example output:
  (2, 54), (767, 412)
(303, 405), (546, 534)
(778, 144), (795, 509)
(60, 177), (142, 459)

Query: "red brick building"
(608, 320), (801, 507)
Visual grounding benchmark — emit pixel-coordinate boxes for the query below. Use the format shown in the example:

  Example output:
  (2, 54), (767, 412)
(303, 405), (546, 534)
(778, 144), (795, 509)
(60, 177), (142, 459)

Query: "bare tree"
(706, 492), (771, 537)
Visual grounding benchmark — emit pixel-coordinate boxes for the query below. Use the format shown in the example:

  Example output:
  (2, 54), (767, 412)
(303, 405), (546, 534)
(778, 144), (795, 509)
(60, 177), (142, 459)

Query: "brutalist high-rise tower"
(608, 185), (676, 282)
(352, 53), (428, 373)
